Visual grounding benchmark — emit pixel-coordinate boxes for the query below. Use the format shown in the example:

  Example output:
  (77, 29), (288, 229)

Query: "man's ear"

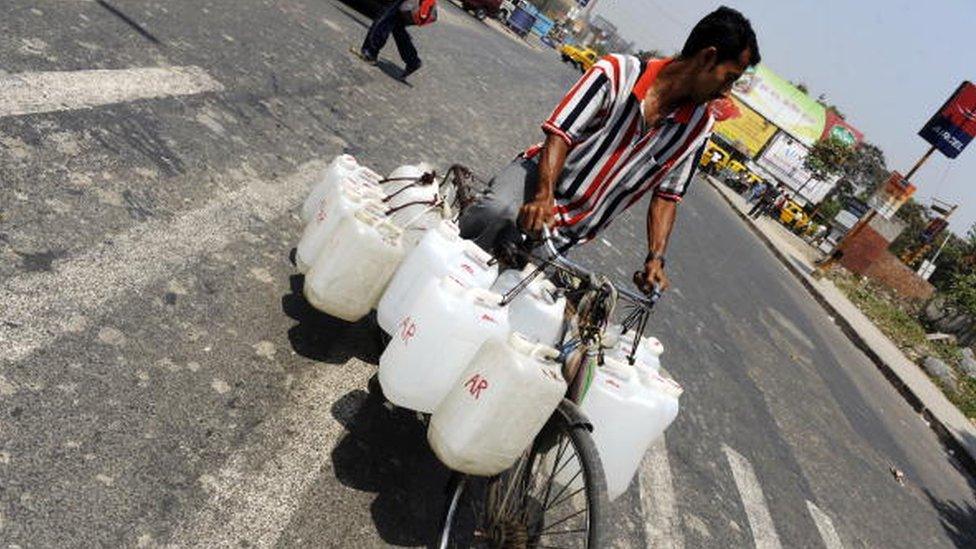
(697, 46), (718, 69)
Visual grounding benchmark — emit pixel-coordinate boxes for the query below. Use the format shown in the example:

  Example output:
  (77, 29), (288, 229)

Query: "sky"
(592, 0), (976, 233)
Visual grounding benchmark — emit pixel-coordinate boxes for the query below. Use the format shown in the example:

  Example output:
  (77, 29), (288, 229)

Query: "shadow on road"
(331, 388), (453, 546)
(96, 0), (163, 44)
(376, 59), (413, 86)
(923, 430), (976, 547)
(281, 273), (383, 365)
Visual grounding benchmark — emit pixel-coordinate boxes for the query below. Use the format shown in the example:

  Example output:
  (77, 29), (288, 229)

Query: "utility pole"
(815, 145), (936, 273)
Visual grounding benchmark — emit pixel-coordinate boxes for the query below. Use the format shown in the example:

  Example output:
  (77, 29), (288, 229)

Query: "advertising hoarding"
(918, 81), (976, 159)
(713, 97), (778, 158)
(731, 65), (826, 146)
(756, 133), (838, 204)
(821, 109), (863, 146)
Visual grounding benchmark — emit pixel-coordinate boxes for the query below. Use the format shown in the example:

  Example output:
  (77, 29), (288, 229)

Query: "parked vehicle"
(779, 200), (809, 228)
(461, 0), (504, 20)
(699, 140), (732, 174)
(498, 0), (517, 21)
(559, 43), (599, 72)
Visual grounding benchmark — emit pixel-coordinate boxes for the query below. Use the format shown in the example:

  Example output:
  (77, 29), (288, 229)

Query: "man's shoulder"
(592, 54), (643, 88)
(597, 53), (642, 71)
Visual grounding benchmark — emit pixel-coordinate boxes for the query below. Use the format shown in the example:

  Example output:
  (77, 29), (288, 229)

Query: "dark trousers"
(748, 200), (769, 218)
(459, 155), (541, 252)
(361, 0), (420, 68)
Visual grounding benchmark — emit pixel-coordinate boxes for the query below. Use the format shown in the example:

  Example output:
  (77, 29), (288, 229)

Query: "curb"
(704, 176), (976, 479)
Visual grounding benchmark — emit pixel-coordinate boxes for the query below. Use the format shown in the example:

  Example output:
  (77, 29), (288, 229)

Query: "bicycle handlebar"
(536, 226), (662, 310)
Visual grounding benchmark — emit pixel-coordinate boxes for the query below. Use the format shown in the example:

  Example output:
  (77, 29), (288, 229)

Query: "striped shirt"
(525, 55), (715, 241)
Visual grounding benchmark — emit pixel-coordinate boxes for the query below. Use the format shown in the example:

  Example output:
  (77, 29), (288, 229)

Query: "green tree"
(840, 142), (888, 199)
(804, 136), (853, 182)
(929, 234), (968, 291)
(889, 198), (930, 256)
(946, 271), (976, 315)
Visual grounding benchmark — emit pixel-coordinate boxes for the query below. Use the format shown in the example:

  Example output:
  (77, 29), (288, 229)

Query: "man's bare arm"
(641, 196), (678, 291)
(519, 134), (569, 232)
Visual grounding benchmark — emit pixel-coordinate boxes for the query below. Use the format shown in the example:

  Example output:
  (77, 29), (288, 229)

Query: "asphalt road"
(1, 1), (974, 547)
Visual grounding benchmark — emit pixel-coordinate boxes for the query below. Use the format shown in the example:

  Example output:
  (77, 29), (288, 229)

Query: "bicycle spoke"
(542, 467), (583, 514)
(538, 507), (588, 533)
(537, 527), (589, 537)
(495, 454), (530, 520)
(547, 484), (586, 511)
(539, 436), (571, 510)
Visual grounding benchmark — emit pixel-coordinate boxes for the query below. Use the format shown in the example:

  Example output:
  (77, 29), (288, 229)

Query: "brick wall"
(838, 225), (935, 300)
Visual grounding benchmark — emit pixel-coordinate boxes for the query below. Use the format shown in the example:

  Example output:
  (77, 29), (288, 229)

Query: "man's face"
(689, 48), (752, 104)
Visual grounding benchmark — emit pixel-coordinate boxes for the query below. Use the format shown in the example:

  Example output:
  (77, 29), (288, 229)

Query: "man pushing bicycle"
(459, 6), (760, 294)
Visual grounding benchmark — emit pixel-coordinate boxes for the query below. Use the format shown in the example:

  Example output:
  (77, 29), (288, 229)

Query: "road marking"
(639, 435), (684, 549)
(722, 445), (783, 549)
(167, 362), (373, 547)
(0, 160), (325, 366)
(806, 501), (844, 549)
(0, 66), (223, 117)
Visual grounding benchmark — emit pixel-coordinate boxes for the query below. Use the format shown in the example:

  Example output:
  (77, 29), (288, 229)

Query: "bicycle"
(435, 226), (662, 548)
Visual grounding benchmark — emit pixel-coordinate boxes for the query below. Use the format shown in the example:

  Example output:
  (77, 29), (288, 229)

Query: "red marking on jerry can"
(397, 316), (417, 344)
(464, 373), (489, 400)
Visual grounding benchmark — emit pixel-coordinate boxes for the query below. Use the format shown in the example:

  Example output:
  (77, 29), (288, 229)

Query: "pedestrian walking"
(748, 183), (782, 219)
(352, 0), (438, 81)
(745, 181), (767, 203)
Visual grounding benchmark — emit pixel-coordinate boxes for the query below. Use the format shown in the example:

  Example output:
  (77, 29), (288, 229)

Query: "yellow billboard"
(713, 97), (777, 158)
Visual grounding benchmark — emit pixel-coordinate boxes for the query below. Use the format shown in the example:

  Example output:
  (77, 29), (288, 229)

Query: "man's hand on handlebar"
(639, 257), (669, 293)
(518, 194), (556, 234)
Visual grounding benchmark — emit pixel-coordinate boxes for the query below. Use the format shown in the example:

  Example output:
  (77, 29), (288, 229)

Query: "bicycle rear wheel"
(440, 400), (609, 548)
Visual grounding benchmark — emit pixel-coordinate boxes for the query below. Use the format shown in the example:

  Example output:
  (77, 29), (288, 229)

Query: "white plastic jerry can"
(378, 276), (509, 413)
(382, 162), (435, 196)
(386, 184), (439, 226)
(612, 332), (664, 372)
(580, 357), (682, 500)
(429, 333), (566, 476)
(508, 278), (566, 347)
(491, 265), (565, 346)
(491, 264), (544, 296)
(398, 203), (451, 252)
(376, 221), (498, 333)
(303, 208), (405, 322)
(301, 155), (383, 224)
(296, 181), (385, 273)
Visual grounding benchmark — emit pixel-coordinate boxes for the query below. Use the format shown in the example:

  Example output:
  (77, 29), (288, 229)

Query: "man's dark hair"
(681, 6), (760, 66)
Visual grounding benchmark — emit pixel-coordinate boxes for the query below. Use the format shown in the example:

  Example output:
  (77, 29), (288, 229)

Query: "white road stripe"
(0, 66), (223, 117)
(639, 435), (684, 549)
(723, 445), (783, 549)
(167, 362), (373, 547)
(806, 501), (844, 549)
(0, 161), (325, 366)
